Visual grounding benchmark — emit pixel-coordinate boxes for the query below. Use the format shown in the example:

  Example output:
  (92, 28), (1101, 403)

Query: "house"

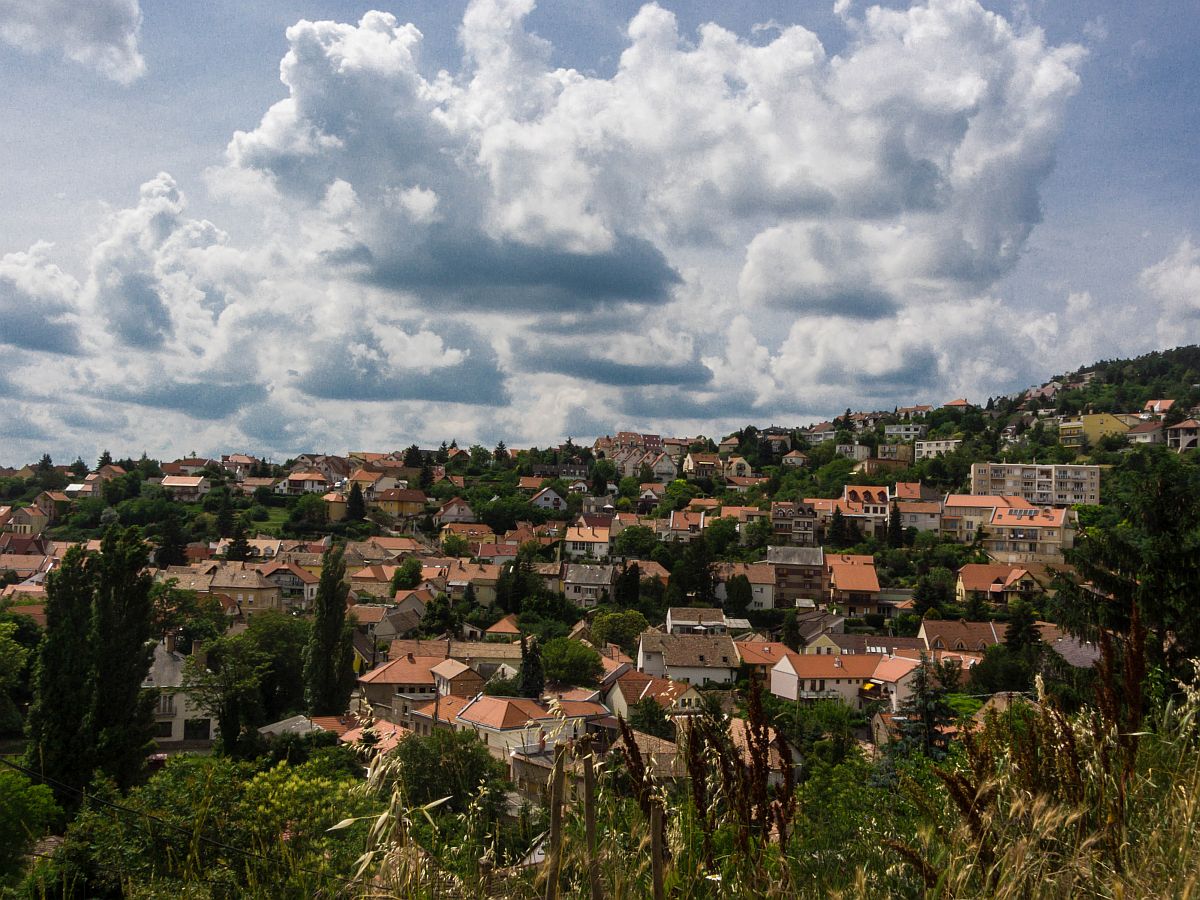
(372, 488), (427, 518)
(340, 719), (411, 753)
(918, 619), (1003, 652)
(766, 546), (826, 608)
(386, 639), (524, 679)
(982, 507), (1074, 563)
(769, 651), (882, 706)
(605, 671), (701, 719)
(485, 613), (522, 641)
(770, 502), (817, 546)
(4, 506), (49, 535)
(435, 497), (476, 526)
(1057, 413), (1134, 449)
(1143, 398), (1176, 417)
(143, 636), (215, 748)
(564, 525), (610, 559)
(358, 652), (443, 722)
(454, 695), (607, 760)
(896, 500), (942, 533)
(530, 487), (566, 511)
(723, 456), (752, 479)
(665, 607), (726, 635)
(803, 633), (924, 656)
(440, 522), (495, 547)
(732, 641), (790, 680)
(955, 563), (1049, 608)
(431, 658), (485, 698)
(826, 555), (882, 617)
(718, 436), (740, 456)
(942, 398), (973, 409)
(286, 471), (329, 495)
(835, 444), (871, 462)
(409, 693), (474, 736)
(562, 564), (615, 607)
(781, 450), (808, 468)
(715, 562), (776, 611)
(637, 633), (739, 685)
(681, 452), (720, 479)
(647, 453), (678, 483)
(257, 559), (319, 611)
(1127, 420), (1165, 445)
(220, 454), (259, 480)
(1168, 420), (1200, 453)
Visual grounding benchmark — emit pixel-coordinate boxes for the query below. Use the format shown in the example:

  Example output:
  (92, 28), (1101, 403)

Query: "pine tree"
(216, 499), (235, 539)
(781, 609), (801, 652)
(829, 508), (848, 547)
(346, 482), (367, 521)
(519, 635), (544, 698)
(895, 655), (955, 759)
(887, 503), (903, 548)
(26, 545), (97, 804)
(303, 545), (354, 715)
(1005, 599), (1042, 653)
(225, 520), (252, 561)
(85, 526), (156, 791)
(97, 449), (113, 469)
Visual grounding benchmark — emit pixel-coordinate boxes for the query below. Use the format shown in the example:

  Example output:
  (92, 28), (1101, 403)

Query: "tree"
(541, 637), (603, 686)
(244, 611), (310, 722)
(705, 517), (740, 557)
(887, 503), (903, 548)
(442, 533), (469, 558)
(0, 620), (30, 733)
(183, 634), (268, 758)
(303, 545), (354, 716)
(628, 697), (674, 740)
(893, 656), (955, 759)
(613, 525), (658, 559)
(1004, 599), (1042, 653)
(390, 557), (423, 594)
(781, 609), (801, 652)
(723, 574), (753, 617)
(420, 592), (458, 637)
(519, 635), (544, 698)
(591, 609), (649, 654)
(391, 729), (507, 817)
(86, 526), (158, 791)
(225, 519), (252, 561)
(612, 562), (642, 607)
(97, 449), (113, 469)
(69, 457), (89, 479)
(0, 769), (61, 881)
(745, 516), (773, 552)
(346, 482), (366, 521)
(26, 545), (99, 802)
(828, 508), (848, 547)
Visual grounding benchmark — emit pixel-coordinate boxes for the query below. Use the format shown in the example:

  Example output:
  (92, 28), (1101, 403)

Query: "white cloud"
(1, 0), (1100, 459)
(0, 0), (145, 83)
(1140, 238), (1200, 345)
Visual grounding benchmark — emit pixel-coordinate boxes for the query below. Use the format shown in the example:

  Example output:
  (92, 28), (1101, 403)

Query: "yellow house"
(1057, 413), (1135, 449)
(371, 488), (428, 518)
(323, 491), (347, 522)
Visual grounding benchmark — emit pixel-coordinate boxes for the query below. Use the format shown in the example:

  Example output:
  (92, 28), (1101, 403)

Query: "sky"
(2, 0), (1199, 464)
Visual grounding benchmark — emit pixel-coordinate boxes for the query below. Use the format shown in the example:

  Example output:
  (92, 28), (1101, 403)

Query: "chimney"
(164, 631), (176, 654)
(407, 652), (415, 663)
(834, 657), (842, 668)
(192, 642), (207, 670)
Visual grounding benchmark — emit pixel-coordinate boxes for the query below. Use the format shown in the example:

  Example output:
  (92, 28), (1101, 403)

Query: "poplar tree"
(26, 546), (96, 803)
(303, 545), (355, 715)
(86, 527), (156, 791)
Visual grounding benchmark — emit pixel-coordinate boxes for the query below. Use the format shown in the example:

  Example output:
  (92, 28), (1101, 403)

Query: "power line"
(0, 755), (365, 890)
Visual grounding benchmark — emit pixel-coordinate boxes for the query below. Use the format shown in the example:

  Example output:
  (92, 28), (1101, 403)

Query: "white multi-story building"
(884, 423), (928, 441)
(969, 463), (1101, 507)
(915, 439), (962, 460)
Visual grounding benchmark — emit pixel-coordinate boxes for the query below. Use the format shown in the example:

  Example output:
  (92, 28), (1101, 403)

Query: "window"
(184, 718), (211, 741)
(154, 721), (174, 738)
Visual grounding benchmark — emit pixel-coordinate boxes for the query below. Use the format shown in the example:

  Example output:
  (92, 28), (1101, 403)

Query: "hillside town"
(3, 353), (1200, 895)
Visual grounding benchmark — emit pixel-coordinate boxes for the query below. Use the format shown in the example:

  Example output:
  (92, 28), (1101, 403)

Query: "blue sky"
(1, 0), (1199, 464)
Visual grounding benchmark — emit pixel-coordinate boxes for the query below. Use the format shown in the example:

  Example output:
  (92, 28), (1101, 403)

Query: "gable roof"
(639, 633), (738, 669)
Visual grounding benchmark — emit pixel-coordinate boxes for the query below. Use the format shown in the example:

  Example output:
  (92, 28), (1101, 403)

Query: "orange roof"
(348, 604), (390, 624)
(778, 651), (882, 678)
(614, 671), (691, 705)
(457, 696), (549, 730)
(958, 563), (1022, 592)
(486, 613), (521, 635)
(358, 654), (443, 685)
(733, 641), (789, 667)
(990, 507), (1067, 527)
(826, 554), (874, 566)
(411, 694), (473, 721)
(828, 562), (880, 593)
(944, 494), (1035, 510)
(871, 656), (921, 683)
(340, 719), (409, 753)
(310, 715), (357, 737)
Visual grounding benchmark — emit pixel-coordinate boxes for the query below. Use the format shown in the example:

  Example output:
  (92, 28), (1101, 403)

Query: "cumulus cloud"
(0, 243), (82, 353)
(0, 0), (145, 83)
(1140, 238), (1200, 344)
(1, 0), (1097, 458)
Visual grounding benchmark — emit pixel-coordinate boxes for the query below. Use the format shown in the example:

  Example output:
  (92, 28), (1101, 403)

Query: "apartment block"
(970, 463), (1101, 506)
(884, 423), (928, 441)
(915, 439), (961, 460)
